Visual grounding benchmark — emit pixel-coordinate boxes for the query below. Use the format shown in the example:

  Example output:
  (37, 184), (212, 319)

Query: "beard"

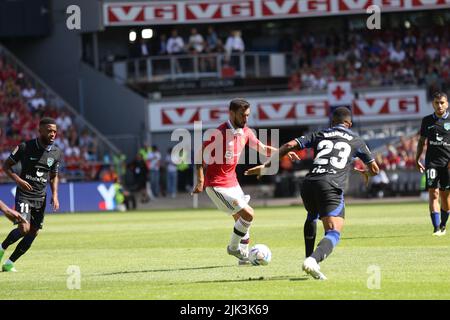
(235, 120), (246, 128)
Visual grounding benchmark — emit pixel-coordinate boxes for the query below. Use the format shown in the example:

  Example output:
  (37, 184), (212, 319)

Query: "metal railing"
(107, 52), (289, 83)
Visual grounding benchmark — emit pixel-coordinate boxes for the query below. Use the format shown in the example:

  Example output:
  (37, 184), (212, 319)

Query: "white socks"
(239, 230), (250, 253)
(230, 217), (252, 250)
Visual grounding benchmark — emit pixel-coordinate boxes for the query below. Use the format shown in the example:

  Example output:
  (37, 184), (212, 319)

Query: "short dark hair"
(229, 98), (250, 112)
(332, 107), (352, 124)
(433, 91), (448, 101)
(39, 117), (56, 127)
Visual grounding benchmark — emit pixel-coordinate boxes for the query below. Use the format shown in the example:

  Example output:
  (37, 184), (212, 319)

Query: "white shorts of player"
(205, 185), (251, 215)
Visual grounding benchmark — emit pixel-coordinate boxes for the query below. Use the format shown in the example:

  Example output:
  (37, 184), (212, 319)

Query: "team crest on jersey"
(47, 157), (54, 167)
(444, 123), (450, 131)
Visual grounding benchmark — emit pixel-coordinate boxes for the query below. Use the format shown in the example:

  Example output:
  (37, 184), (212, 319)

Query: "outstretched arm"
(253, 141), (300, 161)
(354, 161), (380, 185)
(245, 139), (300, 177)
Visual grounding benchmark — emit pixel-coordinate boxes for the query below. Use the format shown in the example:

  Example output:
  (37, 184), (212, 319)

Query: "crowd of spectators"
(288, 26), (450, 96)
(125, 27), (246, 74)
(0, 53), (112, 183)
(132, 27), (244, 60)
(97, 17), (450, 96)
(120, 145), (192, 203)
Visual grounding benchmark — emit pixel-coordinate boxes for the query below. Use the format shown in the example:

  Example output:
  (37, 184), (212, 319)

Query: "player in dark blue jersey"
(246, 107), (379, 280)
(0, 118), (62, 272)
(416, 92), (450, 236)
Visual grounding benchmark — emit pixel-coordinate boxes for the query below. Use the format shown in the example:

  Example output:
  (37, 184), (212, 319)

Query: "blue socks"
(430, 212), (441, 231)
(310, 230), (341, 263)
(324, 230), (341, 247)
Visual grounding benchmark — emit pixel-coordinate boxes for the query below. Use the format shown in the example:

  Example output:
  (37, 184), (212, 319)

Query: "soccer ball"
(248, 244), (272, 266)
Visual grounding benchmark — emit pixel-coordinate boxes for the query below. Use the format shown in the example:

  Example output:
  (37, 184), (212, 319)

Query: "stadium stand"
(99, 20), (449, 98)
(0, 45), (122, 183)
(3, 3), (448, 201)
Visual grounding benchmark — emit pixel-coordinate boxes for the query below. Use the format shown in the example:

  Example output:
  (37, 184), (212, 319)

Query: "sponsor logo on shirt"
(47, 157), (55, 167)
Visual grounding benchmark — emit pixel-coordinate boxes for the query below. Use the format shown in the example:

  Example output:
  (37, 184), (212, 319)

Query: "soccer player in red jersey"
(191, 98), (298, 264)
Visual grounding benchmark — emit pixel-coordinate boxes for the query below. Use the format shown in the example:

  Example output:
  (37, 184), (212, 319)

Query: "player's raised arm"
(367, 161), (380, 176)
(353, 139), (380, 185)
(354, 161), (380, 186)
(244, 139), (301, 177)
(248, 130), (300, 161)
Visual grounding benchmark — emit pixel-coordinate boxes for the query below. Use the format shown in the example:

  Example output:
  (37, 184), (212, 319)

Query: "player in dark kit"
(245, 107), (379, 280)
(0, 117), (62, 272)
(416, 92), (450, 236)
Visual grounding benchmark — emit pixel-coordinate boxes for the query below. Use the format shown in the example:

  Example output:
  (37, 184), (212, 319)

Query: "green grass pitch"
(0, 202), (449, 300)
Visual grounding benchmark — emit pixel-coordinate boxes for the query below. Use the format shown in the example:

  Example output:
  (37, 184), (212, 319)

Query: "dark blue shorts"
(425, 167), (450, 191)
(14, 198), (46, 229)
(300, 179), (345, 219)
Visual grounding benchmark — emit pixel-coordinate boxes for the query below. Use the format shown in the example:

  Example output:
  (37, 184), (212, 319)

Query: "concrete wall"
(2, 0), (102, 110)
(80, 62), (148, 158)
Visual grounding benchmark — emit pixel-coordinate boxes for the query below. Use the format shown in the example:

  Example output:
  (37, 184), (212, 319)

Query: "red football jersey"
(204, 121), (259, 187)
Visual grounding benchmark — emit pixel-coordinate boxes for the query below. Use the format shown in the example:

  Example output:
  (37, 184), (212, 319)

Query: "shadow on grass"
(187, 275), (309, 285)
(97, 265), (233, 276)
(343, 235), (410, 240)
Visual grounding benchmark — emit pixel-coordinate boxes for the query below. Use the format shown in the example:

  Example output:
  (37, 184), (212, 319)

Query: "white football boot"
(227, 245), (249, 261)
(302, 257), (327, 280)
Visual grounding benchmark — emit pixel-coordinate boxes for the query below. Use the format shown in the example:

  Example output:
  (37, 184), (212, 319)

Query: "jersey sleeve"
(8, 142), (26, 164)
(419, 118), (427, 138)
(354, 139), (375, 164)
(51, 150), (62, 173)
(246, 128), (260, 150)
(295, 133), (315, 149)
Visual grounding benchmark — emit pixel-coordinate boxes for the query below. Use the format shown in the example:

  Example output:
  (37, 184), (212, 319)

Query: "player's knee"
(429, 189), (439, 200)
(324, 229), (341, 247)
(239, 207), (254, 221)
(19, 222), (30, 235)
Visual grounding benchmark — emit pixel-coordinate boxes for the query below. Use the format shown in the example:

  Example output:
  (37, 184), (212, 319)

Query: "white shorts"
(205, 185), (251, 215)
